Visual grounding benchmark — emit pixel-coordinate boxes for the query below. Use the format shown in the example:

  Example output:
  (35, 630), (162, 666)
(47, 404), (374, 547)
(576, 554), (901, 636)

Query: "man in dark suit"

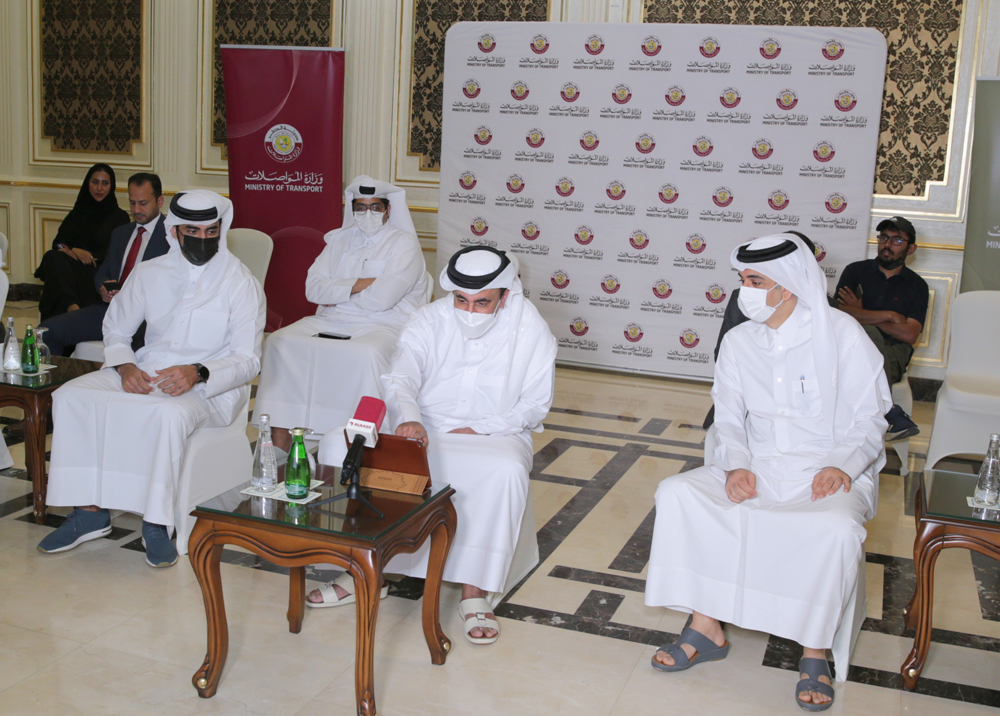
(40, 172), (170, 357)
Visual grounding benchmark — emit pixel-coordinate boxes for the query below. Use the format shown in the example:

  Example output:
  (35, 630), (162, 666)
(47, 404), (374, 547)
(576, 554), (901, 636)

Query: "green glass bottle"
(285, 428), (311, 499)
(284, 501), (308, 525)
(21, 325), (39, 374)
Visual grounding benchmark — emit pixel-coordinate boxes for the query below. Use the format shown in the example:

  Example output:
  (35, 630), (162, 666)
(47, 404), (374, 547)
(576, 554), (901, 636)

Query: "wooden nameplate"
(345, 431), (431, 496)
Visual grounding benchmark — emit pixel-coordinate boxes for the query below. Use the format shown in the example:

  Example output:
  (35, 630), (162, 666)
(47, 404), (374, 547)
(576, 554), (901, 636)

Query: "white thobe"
(47, 251), (265, 527)
(644, 304), (890, 648)
(253, 224), (428, 433)
(318, 295), (557, 601)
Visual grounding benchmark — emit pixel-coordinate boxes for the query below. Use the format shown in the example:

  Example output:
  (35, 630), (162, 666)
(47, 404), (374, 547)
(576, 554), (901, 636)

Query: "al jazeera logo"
(470, 217), (489, 237)
(706, 283), (726, 304)
(521, 222), (540, 240)
(624, 323), (644, 343)
(679, 328), (700, 348)
(570, 317), (589, 336)
(652, 279), (672, 299)
(525, 128), (545, 148)
(264, 124), (303, 163)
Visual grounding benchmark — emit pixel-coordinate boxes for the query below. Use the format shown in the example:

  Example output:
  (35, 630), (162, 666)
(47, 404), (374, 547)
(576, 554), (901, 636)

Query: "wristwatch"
(193, 363), (210, 383)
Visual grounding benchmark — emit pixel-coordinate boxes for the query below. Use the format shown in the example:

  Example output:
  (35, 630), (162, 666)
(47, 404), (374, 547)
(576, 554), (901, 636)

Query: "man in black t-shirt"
(836, 216), (928, 441)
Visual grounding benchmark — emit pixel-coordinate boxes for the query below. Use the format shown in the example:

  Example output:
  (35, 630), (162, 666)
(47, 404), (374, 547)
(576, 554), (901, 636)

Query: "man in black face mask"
(836, 216), (929, 441)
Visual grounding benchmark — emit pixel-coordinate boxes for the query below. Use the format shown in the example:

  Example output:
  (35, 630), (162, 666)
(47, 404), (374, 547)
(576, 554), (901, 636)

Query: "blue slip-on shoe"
(141, 521), (178, 568)
(885, 404), (920, 442)
(37, 508), (112, 554)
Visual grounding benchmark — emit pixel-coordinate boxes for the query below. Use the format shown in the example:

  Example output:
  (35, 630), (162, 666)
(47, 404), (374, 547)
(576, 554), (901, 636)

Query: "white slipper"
(459, 598), (500, 645)
(305, 571), (389, 609)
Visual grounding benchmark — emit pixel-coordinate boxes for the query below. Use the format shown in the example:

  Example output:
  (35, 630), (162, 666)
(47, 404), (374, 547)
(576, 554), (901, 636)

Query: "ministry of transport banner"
(437, 23), (886, 379)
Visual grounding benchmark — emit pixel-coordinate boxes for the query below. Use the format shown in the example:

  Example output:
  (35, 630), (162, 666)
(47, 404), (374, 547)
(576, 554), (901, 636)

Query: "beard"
(877, 249), (906, 270)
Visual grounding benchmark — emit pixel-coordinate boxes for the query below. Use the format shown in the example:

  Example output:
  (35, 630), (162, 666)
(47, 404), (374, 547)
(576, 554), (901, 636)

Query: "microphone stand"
(308, 434), (385, 519)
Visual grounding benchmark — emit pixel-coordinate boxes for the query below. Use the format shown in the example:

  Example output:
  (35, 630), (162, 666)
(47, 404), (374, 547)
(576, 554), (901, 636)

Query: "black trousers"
(34, 250), (100, 322)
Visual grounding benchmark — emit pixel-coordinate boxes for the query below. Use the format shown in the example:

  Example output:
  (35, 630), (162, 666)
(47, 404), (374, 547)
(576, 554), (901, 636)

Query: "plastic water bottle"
(20, 325), (39, 375)
(973, 434), (1000, 507)
(251, 414), (278, 490)
(2, 317), (20, 371)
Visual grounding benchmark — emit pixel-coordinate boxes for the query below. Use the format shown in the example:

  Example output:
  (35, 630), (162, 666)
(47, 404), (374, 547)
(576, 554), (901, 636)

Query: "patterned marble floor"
(0, 299), (996, 715)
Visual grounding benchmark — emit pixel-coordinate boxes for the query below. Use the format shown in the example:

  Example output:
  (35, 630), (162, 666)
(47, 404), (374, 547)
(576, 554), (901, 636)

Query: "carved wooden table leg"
(288, 566), (305, 634)
(189, 520), (229, 698)
(901, 528), (944, 690)
(22, 396), (49, 524)
(422, 501), (457, 665)
(351, 550), (381, 716)
(903, 482), (926, 631)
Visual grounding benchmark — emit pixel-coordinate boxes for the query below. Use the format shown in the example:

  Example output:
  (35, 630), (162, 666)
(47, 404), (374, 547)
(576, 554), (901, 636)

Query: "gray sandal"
(795, 657), (835, 711)
(651, 626), (730, 672)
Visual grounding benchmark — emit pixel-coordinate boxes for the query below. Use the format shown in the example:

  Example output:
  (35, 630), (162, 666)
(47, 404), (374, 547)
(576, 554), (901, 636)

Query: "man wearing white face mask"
(310, 247), (556, 646)
(253, 175), (430, 452)
(644, 234), (890, 711)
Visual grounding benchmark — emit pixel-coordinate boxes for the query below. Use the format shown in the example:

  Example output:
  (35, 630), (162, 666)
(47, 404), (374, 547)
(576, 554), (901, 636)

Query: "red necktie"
(119, 226), (145, 286)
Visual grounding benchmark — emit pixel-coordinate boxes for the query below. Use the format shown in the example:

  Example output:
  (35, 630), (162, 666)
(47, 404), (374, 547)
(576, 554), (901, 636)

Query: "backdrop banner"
(438, 23), (886, 379)
(961, 78), (1000, 292)
(222, 45), (345, 330)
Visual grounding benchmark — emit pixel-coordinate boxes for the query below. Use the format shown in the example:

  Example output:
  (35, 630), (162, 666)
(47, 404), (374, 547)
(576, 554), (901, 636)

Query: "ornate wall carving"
(211, 0), (333, 158)
(409, 0), (549, 170)
(39, 0), (143, 153)
(642, 0), (964, 197)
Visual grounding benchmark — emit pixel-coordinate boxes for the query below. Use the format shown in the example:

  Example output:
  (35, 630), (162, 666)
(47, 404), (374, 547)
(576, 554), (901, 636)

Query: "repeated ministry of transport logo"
(652, 279), (673, 299)
(642, 36), (662, 56)
(659, 184), (679, 203)
(760, 38), (781, 59)
(264, 124), (303, 163)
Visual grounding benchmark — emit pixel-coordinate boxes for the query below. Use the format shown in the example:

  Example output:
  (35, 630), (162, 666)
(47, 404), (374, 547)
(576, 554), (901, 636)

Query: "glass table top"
(0, 355), (102, 390)
(924, 468), (1000, 524)
(197, 462), (451, 542)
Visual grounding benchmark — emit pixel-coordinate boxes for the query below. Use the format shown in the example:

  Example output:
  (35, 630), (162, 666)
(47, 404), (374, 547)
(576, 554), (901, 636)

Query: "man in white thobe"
(313, 247), (556, 645)
(252, 175), (429, 452)
(37, 190), (265, 567)
(644, 234), (890, 710)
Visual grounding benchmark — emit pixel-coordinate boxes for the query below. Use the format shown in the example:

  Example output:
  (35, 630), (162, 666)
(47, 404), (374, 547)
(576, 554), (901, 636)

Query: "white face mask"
(353, 210), (385, 237)
(737, 284), (784, 323)
(453, 301), (501, 339)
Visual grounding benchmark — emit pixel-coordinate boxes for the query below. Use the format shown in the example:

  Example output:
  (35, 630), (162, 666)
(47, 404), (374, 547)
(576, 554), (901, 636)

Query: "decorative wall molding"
(28, 203), (73, 273)
(909, 271), (956, 368)
(28, 0), (153, 169)
(0, 203), (10, 275)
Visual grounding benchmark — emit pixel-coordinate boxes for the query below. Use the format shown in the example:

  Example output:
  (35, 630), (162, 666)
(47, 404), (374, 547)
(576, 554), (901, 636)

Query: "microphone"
(341, 396), (387, 485)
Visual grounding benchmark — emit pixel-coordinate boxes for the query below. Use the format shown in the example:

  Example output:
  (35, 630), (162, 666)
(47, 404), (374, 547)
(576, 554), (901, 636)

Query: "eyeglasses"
(353, 204), (387, 215)
(876, 234), (909, 247)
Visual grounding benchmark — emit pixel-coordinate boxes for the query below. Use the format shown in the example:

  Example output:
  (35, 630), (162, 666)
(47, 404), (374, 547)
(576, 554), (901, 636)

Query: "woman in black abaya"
(34, 163), (130, 321)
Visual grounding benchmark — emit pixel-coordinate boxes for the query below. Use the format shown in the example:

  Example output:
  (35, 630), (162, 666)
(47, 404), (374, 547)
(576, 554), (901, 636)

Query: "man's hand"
(351, 277), (376, 295)
(396, 421), (428, 446)
(99, 284), (119, 303)
(836, 286), (863, 309)
(448, 427), (479, 435)
(71, 247), (96, 266)
(725, 469), (758, 503)
(812, 467), (851, 501)
(117, 363), (155, 394)
(154, 365), (199, 397)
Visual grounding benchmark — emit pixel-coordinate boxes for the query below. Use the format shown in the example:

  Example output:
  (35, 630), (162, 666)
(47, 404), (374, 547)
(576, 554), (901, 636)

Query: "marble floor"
(0, 299), (997, 715)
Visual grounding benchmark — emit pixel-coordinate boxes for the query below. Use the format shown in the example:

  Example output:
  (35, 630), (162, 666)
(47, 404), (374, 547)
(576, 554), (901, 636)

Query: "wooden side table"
(0, 356), (101, 523)
(901, 468), (1000, 689)
(188, 465), (456, 716)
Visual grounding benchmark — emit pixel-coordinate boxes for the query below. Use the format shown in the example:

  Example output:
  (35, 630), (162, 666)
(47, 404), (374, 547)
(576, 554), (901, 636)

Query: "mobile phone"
(855, 284), (863, 298)
(103, 280), (121, 292)
(315, 332), (351, 340)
